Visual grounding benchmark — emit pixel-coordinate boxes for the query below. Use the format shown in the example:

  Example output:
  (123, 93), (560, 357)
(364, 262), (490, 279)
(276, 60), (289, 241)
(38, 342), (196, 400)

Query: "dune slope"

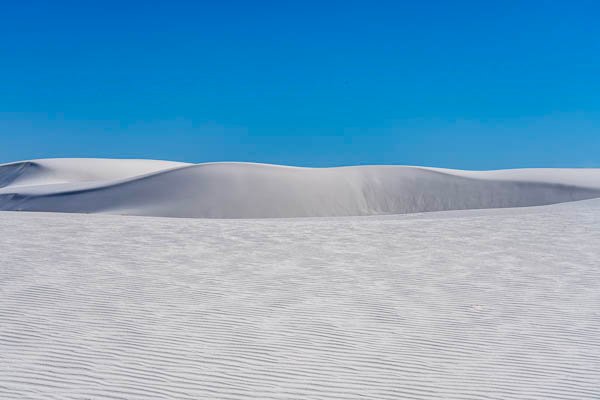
(1, 159), (599, 218)
(0, 158), (190, 189)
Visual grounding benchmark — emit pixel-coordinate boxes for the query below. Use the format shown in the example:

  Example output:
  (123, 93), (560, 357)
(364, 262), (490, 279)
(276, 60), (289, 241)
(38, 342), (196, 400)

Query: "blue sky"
(1, 1), (599, 168)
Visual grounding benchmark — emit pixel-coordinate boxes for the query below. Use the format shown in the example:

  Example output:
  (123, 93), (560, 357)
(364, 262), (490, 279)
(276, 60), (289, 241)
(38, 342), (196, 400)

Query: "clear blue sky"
(1, 1), (599, 168)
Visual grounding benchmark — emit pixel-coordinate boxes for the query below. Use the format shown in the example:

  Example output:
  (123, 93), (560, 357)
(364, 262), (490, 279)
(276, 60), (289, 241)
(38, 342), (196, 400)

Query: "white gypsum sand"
(0, 199), (599, 399)
(1, 158), (600, 399)
(1, 158), (600, 218)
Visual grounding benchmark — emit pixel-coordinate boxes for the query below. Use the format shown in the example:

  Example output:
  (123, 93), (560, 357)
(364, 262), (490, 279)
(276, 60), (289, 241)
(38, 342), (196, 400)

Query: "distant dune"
(1, 158), (600, 218)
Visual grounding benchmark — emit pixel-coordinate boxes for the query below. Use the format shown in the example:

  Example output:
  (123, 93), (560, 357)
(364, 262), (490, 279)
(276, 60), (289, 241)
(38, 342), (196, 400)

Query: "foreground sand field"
(1, 199), (599, 399)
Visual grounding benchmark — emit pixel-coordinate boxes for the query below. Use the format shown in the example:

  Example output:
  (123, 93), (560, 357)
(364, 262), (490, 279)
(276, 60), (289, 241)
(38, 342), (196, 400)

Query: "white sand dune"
(1, 158), (600, 218)
(0, 158), (189, 189)
(1, 199), (599, 399)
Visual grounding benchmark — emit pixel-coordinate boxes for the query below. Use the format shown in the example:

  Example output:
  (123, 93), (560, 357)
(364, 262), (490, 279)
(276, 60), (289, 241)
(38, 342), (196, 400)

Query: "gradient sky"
(1, 1), (599, 168)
